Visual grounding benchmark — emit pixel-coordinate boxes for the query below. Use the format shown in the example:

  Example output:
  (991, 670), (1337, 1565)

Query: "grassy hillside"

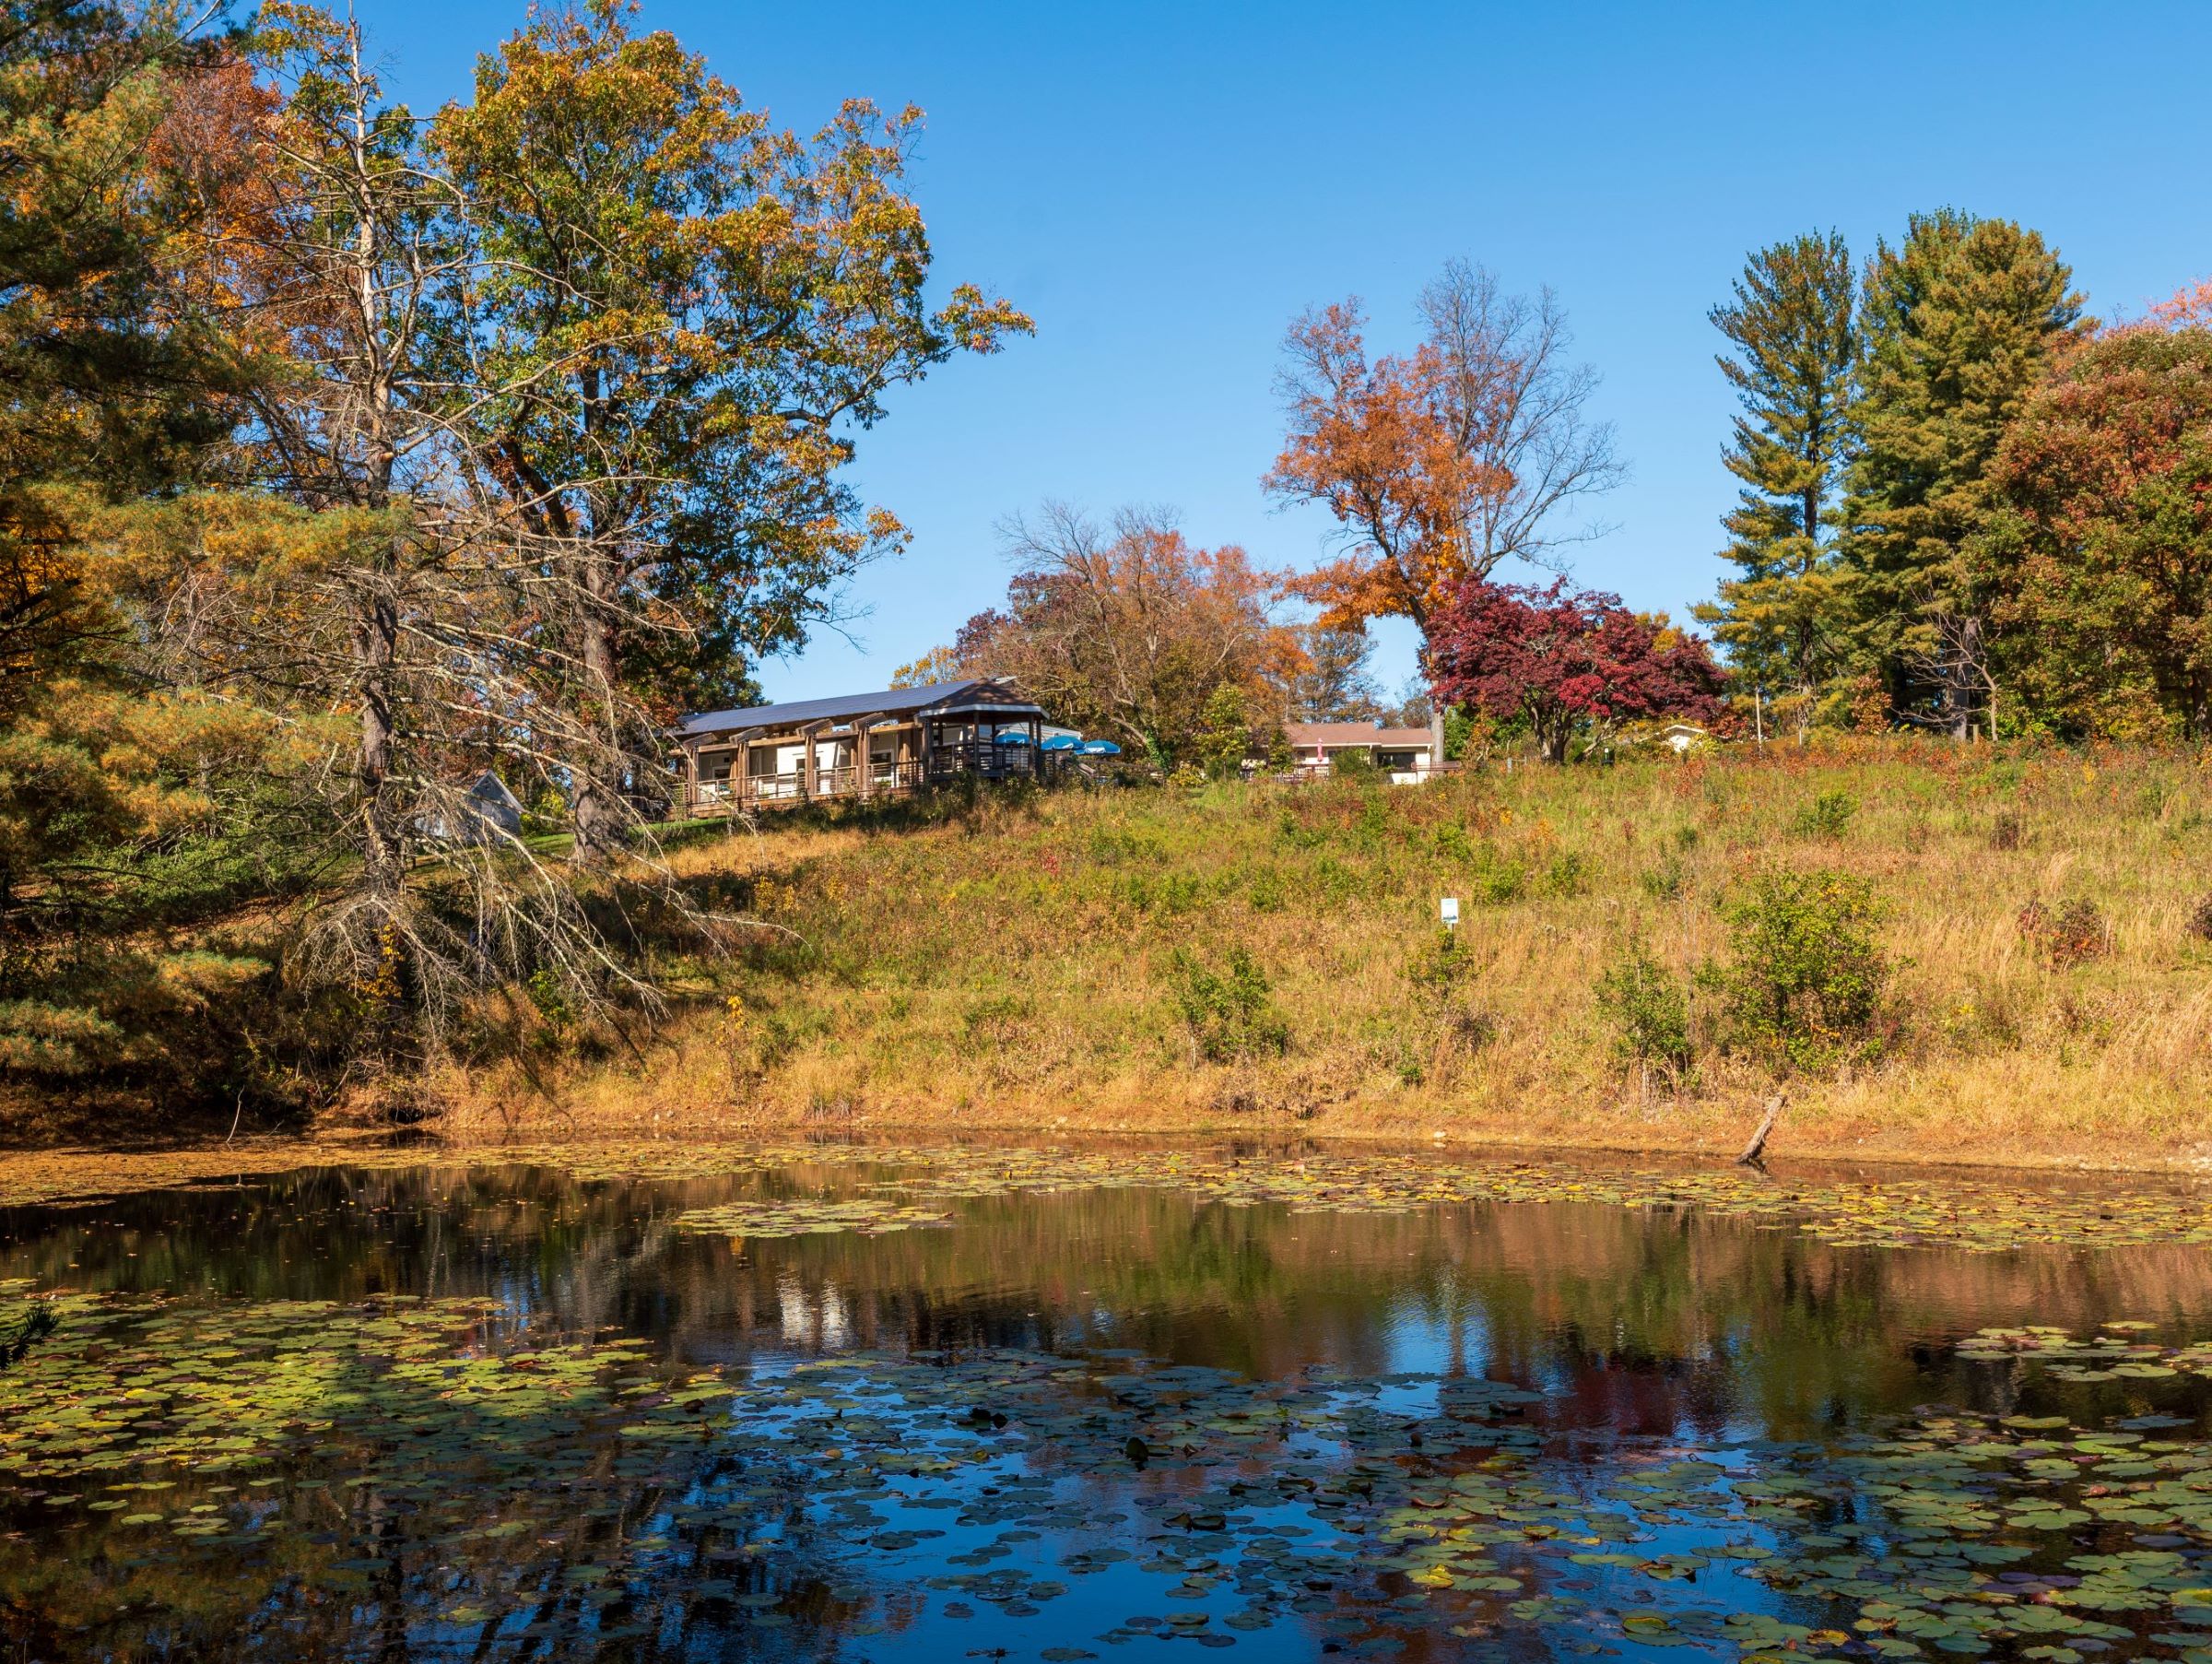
(441, 739), (2212, 1169)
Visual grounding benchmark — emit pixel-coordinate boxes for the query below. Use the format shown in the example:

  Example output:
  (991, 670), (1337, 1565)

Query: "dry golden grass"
(429, 738), (2212, 1173)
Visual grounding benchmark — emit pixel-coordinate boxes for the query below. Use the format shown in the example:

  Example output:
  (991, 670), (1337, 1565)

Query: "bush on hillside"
(2018, 898), (2109, 965)
(1162, 946), (1288, 1064)
(1703, 869), (1888, 1074)
(1793, 789), (1857, 839)
(1593, 939), (1693, 1086)
(2189, 893), (2212, 943)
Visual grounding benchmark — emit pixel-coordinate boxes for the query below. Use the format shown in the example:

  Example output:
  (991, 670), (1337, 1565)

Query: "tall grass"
(463, 738), (2212, 1168)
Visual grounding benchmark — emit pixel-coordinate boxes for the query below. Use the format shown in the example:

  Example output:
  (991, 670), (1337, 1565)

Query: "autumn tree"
(1985, 316), (2212, 738)
(1267, 260), (1621, 632)
(1842, 211), (2086, 734)
(1694, 231), (1856, 738)
(1424, 579), (1725, 762)
(127, 3), (682, 1055)
(1287, 622), (1382, 721)
(431, 0), (1030, 857)
(888, 645), (963, 690)
(944, 503), (1296, 765)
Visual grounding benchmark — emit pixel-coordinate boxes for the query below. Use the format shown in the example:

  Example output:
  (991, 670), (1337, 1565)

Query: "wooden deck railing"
(681, 759), (935, 817)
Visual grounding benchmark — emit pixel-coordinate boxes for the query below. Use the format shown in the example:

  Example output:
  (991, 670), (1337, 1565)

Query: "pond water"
(6, 1145), (2212, 1662)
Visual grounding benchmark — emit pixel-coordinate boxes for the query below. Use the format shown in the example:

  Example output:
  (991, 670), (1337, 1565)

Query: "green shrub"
(1470, 847), (1526, 904)
(1403, 927), (1495, 1080)
(1704, 869), (1888, 1073)
(1312, 856), (1359, 905)
(1593, 940), (1692, 1080)
(1350, 793), (1392, 854)
(1163, 946), (1289, 1064)
(1246, 865), (1288, 913)
(1638, 855), (1686, 902)
(1794, 790), (1857, 840)
(1329, 747), (1378, 782)
(1543, 851), (1588, 898)
(1406, 927), (1470, 1009)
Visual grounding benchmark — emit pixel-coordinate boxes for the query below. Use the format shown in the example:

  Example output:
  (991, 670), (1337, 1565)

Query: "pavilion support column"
(799, 721), (822, 801)
(730, 726), (764, 809)
(853, 716), (881, 800)
(681, 742), (700, 816)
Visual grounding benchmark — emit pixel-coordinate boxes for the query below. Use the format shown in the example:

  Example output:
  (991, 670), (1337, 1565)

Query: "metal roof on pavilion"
(677, 679), (1042, 739)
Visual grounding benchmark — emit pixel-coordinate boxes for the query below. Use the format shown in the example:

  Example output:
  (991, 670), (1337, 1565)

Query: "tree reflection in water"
(4, 1160), (2212, 1660)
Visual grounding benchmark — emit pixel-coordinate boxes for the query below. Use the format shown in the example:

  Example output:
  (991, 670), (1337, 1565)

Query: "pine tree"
(1842, 211), (2085, 735)
(1696, 231), (1856, 739)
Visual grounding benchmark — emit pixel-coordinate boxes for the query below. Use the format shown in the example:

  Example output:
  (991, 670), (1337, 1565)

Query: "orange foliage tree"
(1265, 261), (1623, 633)
(939, 503), (1300, 764)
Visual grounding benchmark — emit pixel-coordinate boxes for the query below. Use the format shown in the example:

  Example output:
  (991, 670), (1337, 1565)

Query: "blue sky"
(375, 0), (2212, 702)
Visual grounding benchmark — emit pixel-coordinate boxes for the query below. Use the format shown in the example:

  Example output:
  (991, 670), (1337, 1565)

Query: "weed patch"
(2018, 898), (2110, 966)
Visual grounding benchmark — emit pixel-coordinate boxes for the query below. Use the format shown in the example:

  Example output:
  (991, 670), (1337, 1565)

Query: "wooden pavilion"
(673, 679), (1052, 815)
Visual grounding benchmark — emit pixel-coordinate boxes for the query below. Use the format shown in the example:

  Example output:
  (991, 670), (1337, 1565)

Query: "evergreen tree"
(1842, 210), (2085, 734)
(1695, 231), (1856, 739)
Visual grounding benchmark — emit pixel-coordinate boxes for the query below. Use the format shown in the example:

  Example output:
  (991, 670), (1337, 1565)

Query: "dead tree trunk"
(1736, 1092), (1785, 1167)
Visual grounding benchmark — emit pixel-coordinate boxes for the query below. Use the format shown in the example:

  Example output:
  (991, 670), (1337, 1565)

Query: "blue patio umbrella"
(1039, 734), (1080, 751)
(1078, 739), (1123, 756)
(994, 730), (1032, 745)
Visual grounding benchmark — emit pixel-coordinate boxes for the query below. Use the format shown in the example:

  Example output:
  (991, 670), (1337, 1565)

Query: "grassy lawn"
(441, 738), (2212, 1170)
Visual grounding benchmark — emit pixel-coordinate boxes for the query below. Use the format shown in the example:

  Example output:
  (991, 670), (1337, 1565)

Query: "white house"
(1283, 722), (1437, 784)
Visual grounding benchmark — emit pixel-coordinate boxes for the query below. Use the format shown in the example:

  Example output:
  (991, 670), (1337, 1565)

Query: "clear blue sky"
(374, 0), (2212, 703)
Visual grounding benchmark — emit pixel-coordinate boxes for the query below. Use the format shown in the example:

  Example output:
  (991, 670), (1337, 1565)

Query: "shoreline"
(6, 1099), (2209, 1210)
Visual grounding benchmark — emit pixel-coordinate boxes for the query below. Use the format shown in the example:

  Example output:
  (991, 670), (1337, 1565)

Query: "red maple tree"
(1424, 578), (1726, 761)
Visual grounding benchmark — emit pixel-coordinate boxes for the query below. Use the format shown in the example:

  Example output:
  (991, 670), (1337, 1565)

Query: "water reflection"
(4, 1160), (2211, 1661)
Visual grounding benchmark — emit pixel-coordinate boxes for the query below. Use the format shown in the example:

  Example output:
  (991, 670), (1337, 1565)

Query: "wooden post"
(853, 716), (879, 799)
(681, 741), (700, 816)
(799, 720), (826, 801)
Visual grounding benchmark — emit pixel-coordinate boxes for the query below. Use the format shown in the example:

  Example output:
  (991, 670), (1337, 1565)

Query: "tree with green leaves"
(1841, 210), (2085, 735)
(1695, 231), (1855, 739)
(430, 1), (1030, 858)
(1194, 681), (1253, 779)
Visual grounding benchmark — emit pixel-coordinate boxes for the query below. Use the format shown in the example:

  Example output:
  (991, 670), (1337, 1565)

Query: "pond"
(5, 1141), (2212, 1662)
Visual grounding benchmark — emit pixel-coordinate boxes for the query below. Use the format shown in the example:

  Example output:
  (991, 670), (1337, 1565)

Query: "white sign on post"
(1440, 897), (1460, 930)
